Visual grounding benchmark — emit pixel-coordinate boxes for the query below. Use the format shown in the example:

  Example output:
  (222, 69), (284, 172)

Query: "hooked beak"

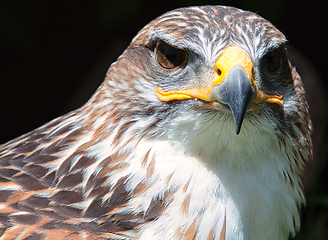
(155, 46), (283, 134)
(210, 65), (256, 134)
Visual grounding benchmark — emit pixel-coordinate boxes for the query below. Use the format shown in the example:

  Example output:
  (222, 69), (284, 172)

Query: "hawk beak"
(155, 46), (283, 134)
(210, 65), (255, 134)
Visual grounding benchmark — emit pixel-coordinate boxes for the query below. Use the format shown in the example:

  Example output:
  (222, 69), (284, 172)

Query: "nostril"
(216, 68), (222, 76)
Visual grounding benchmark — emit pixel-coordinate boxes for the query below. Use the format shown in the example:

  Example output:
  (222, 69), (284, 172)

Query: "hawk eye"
(263, 49), (282, 74)
(156, 42), (187, 70)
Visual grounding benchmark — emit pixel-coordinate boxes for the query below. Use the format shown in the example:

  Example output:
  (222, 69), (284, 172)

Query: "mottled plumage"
(0, 6), (312, 240)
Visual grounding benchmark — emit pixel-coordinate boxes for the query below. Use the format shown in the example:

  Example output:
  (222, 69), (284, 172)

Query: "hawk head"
(97, 6), (312, 163)
(0, 5), (313, 240)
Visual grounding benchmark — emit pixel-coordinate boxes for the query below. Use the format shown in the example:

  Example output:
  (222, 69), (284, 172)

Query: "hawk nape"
(0, 5), (312, 240)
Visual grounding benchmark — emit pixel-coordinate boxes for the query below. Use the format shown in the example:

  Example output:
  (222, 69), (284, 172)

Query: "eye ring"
(155, 41), (187, 70)
(263, 48), (282, 74)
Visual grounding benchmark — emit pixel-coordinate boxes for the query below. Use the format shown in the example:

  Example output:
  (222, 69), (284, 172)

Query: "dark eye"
(156, 41), (187, 70)
(263, 49), (282, 73)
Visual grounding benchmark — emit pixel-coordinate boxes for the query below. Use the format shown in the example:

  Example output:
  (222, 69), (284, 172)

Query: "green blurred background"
(0, 0), (327, 239)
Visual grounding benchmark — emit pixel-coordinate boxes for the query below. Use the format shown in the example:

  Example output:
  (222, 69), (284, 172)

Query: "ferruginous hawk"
(0, 5), (313, 240)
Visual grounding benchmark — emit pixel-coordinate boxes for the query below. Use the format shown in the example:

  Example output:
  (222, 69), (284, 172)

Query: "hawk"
(0, 5), (312, 240)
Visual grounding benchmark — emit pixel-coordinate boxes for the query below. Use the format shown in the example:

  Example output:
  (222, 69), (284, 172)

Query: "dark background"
(0, 0), (327, 238)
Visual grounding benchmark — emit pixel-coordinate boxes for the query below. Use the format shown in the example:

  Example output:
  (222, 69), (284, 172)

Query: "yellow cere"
(212, 46), (256, 91)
